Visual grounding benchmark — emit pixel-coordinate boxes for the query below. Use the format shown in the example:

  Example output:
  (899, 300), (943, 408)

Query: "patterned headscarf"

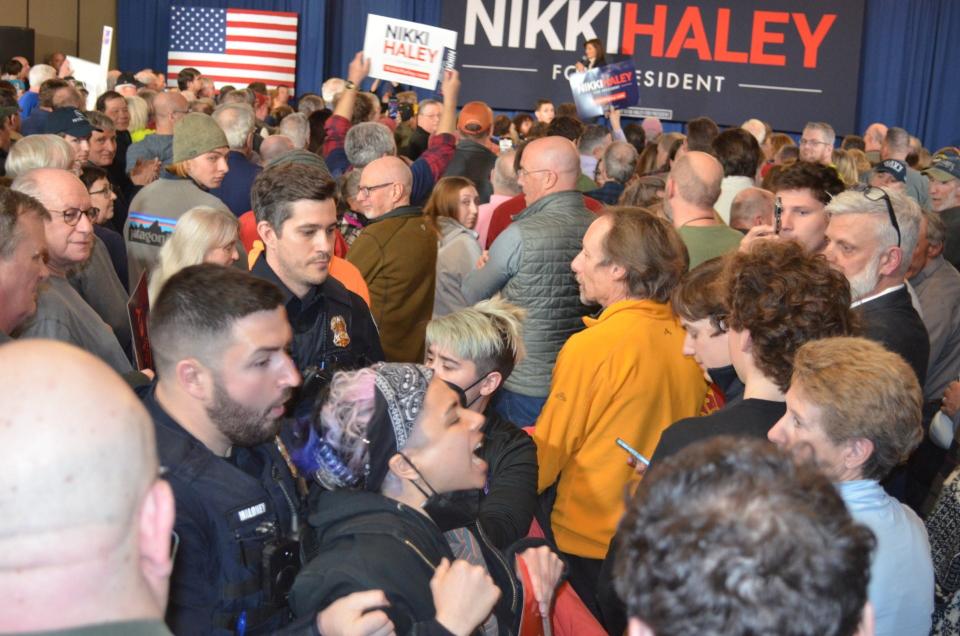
(364, 363), (434, 491)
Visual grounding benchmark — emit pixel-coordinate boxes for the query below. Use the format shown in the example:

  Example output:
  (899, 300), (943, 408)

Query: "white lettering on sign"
(238, 503), (267, 522)
(465, 0), (506, 46)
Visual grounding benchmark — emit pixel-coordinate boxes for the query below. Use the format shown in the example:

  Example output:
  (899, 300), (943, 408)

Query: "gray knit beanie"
(172, 112), (228, 164)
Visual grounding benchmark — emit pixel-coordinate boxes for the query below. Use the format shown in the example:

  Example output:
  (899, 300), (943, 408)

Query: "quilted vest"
(501, 191), (595, 397)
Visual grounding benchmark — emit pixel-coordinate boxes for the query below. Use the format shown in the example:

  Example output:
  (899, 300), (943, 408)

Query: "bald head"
(154, 92), (188, 134)
(359, 155), (414, 217)
(670, 151), (723, 209)
(730, 187), (775, 231)
(0, 340), (157, 562)
(0, 341), (173, 627)
(518, 136), (580, 204)
(864, 122), (888, 153)
(13, 168), (89, 214)
(259, 134), (295, 164)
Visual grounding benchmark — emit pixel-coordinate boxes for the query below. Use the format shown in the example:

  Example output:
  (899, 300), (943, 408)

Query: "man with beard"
(141, 263), (305, 634)
(824, 187), (928, 387)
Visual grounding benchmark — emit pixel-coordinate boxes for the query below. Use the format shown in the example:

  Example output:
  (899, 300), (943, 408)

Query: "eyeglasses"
(799, 138), (830, 147)
(52, 207), (99, 226)
(88, 184), (113, 196)
(854, 185), (901, 247)
(357, 182), (395, 197)
(517, 167), (552, 179)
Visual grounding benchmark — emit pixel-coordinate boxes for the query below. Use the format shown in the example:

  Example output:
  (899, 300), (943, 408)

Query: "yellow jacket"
(534, 299), (706, 559)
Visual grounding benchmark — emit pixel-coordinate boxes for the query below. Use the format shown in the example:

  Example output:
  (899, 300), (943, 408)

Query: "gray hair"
(321, 78), (346, 104)
(27, 64), (56, 88)
(279, 112), (309, 149)
(212, 102), (255, 150)
(221, 89), (254, 106)
(826, 187), (922, 275)
(298, 94), (325, 116)
(925, 210), (946, 247)
(4, 135), (74, 177)
(579, 124), (610, 154)
(603, 141), (639, 184)
(804, 121), (836, 146)
(885, 127), (911, 153)
(491, 150), (520, 196)
(345, 122), (396, 168)
(85, 111), (115, 132)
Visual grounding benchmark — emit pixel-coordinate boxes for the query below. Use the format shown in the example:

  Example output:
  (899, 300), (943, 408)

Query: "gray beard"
(848, 253), (883, 302)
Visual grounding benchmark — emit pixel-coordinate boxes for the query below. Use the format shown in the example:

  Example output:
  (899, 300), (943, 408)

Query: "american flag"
(167, 6), (297, 91)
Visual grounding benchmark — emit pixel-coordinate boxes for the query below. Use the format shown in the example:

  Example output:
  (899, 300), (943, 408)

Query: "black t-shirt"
(650, 398), (786, 466)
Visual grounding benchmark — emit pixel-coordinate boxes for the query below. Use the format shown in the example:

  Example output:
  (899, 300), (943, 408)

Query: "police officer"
(143, 265), (396, 636)
(249, 160), (383, 380)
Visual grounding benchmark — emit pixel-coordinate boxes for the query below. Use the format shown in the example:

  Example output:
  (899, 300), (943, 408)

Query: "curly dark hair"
(613, 436), (875, 636)
(723, 240), (858, 391)
(670, 256), (727, 333)
(545, 116), (584, 142)
(769, 160), (845, 204)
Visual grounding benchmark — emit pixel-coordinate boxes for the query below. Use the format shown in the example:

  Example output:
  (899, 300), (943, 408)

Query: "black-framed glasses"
(52, 207), (99, 226)
(88, 184), (113, 196)
(357, 182), (395, 197)
(854, 185), (901, 247)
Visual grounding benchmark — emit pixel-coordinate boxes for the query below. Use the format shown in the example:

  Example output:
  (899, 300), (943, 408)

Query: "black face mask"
(446, 374), (490, 409)
(397, 451), (479, 531)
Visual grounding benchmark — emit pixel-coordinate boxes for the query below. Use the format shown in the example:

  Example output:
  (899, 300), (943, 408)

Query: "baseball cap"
(924, 156), (960, 182)
(875, 159), (907, 182)
(457, 101), (493, 136)
(115, 72), (145, 89)
(45, 107), (95, 138)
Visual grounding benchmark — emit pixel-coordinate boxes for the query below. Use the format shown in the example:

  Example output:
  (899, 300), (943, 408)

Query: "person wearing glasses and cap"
(824, 186), (928, 389)
(10, 168), (131, 374)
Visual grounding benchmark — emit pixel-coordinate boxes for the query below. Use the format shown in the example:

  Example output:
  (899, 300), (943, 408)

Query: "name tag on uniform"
(238, 502), (267, 522)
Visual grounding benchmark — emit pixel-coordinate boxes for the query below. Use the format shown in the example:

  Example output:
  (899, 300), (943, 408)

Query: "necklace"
(678, 215), (718, 229)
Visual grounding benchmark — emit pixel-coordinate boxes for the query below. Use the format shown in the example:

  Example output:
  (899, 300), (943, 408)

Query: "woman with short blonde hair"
(148, 206), (240, 304)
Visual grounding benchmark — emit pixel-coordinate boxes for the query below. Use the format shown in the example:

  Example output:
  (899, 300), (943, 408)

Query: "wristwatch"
(344, 80), (356, 90)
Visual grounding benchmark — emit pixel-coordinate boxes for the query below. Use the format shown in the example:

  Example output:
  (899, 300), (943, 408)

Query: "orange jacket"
(534, 299), (706, 559)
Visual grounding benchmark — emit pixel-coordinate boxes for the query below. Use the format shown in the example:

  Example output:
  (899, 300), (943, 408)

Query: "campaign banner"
(441, 0), (866, 133)
(570, 59), (639, 118)
(66, 56), (107, 111)
(363, 14), (458, 90)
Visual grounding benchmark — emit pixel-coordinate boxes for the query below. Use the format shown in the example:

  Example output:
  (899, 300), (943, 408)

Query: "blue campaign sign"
(441, 0), (866, 132)
(569, 60), (639, 118)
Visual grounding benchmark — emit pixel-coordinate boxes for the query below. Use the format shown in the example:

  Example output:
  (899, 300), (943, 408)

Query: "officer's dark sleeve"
(352, 295), (385, 364)
(477, 416), (539, 549)
(165, 493), (221, 635)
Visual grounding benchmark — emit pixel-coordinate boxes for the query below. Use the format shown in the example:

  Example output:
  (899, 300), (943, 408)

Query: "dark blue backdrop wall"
(118, 0), (960, 149)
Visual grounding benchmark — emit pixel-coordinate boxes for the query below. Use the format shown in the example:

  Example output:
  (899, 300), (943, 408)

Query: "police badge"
(330, 315), (350, 347)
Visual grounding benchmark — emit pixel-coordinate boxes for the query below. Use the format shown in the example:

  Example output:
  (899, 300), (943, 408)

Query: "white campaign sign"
(362, 14), (457, 90)
(66, 55), (106, 111)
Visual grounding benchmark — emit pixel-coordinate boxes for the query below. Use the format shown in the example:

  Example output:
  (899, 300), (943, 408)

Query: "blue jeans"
(491, 389), (547, 427)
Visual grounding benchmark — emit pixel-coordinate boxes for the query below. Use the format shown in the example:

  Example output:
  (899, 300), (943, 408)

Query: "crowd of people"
(2, 44), (960, 636)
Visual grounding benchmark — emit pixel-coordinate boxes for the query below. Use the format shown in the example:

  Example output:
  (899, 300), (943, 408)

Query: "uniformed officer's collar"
(251, 252), (351, 308)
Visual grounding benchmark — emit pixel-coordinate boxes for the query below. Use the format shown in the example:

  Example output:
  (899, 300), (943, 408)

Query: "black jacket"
(436, 410), (539, 550)
(140, 384), (308, 635)
(857, 285), (930, 386)
(251, 253), (384, 376)
(401, 126), (430, 162)
(443, 139), (497, 204)
(649, 399), (786, 466)
(290, 489), (524, 636)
